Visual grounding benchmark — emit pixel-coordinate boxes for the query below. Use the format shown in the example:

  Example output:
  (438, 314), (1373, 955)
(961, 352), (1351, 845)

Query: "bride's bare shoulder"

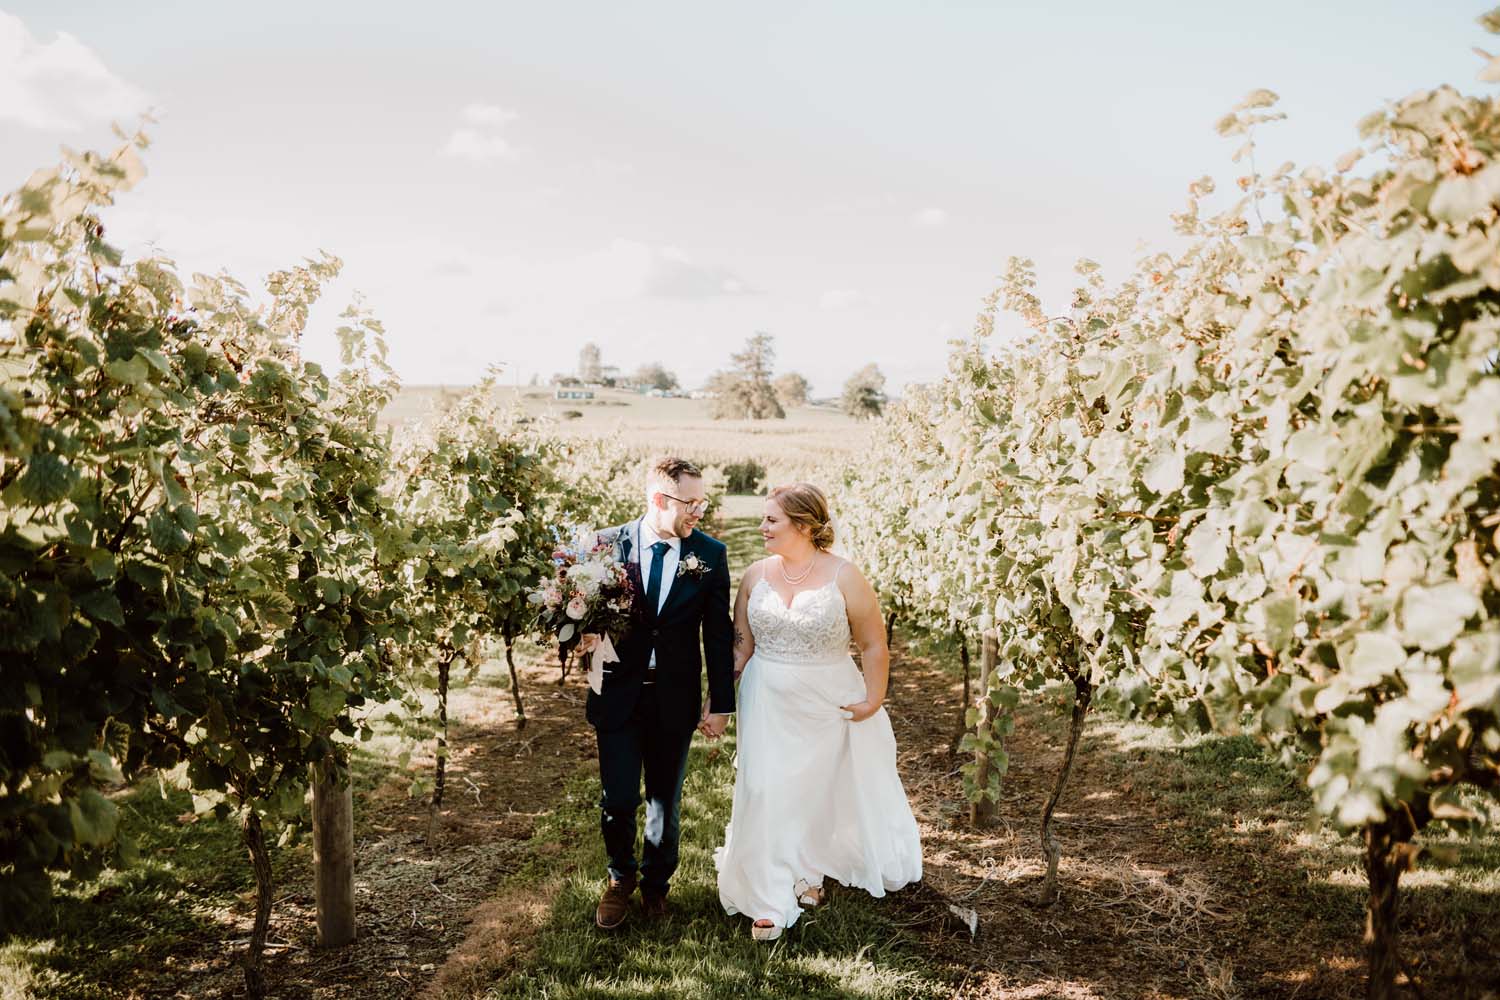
(740, 558), (770, 586)
(831, 556), (873, 593)
(829, 554), (857, 578)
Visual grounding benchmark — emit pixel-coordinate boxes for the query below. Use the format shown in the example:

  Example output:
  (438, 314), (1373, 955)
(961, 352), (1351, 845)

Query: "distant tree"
(708, 333), (784, 420)
(773, 372), (811, 408)
(578, 342), (603, 383)
(840, 363), (886, 420)
(632, 362), (680, 392)
(723, 459), (767, 494)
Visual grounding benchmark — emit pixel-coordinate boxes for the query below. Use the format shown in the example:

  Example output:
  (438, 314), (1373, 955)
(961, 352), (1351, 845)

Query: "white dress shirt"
(638, 517), (680, 667)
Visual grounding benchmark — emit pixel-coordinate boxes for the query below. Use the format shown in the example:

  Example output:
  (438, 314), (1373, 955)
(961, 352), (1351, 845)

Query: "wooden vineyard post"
(969, 632), (998, 826)
(312, 757), (356, 947)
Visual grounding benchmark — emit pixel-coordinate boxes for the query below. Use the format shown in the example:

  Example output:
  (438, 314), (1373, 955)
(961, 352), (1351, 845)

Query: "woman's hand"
(839, 699), (881, 722)
(576, 632), (601, 655)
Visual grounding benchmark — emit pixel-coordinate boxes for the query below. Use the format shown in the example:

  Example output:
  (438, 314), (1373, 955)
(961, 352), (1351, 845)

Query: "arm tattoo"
(734, 628), (746, 649)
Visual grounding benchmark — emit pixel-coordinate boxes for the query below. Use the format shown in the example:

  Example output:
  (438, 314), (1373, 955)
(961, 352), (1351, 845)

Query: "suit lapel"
(657, 531), (700, 619)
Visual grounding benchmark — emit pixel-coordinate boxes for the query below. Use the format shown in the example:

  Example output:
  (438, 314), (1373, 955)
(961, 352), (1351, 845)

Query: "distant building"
(554, 388), (595, 400)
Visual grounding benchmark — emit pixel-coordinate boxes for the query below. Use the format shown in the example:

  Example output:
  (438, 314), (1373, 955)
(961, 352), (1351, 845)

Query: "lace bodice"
(746, 578), (852, 663)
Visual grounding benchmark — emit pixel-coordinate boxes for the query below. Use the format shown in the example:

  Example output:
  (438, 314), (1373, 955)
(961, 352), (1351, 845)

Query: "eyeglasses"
(658, 491), (710, 516)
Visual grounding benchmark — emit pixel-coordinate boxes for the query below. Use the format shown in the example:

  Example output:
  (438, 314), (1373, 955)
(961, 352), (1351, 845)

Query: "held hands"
(698, 704), (729, 740)
(839, 699), (881, 723)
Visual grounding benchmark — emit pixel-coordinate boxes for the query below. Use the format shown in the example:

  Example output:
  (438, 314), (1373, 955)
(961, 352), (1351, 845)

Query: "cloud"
(818, 288), (863, 310)
(460, 102), (518, 126)
(441, 102), (521, 162)
(426, 257), (471, 278)
(577, 240), (754, 300)
(0, 12), (150, 131)
(913, 207), (948, 227)
(648, 245), (752, 298)
(441, 127), (517, 162)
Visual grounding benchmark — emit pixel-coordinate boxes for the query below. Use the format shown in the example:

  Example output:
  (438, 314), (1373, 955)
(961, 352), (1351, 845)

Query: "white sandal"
(794, 878), (824, 908)
(750, 919), (782, 942)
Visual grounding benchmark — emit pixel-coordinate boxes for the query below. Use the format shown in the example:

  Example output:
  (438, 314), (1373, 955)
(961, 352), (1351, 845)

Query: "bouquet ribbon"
(587, 634), (620, 695)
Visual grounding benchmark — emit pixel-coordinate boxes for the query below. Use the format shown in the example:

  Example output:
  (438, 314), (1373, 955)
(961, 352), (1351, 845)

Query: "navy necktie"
(645, 541), (669, 617)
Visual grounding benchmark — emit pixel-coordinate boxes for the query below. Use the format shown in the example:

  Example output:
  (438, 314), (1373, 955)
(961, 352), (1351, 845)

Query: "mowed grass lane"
(474, 513), (954, 1000)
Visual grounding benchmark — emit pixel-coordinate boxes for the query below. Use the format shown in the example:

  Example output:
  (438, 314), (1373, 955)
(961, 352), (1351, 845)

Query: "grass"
(1030, 684), (1500, 991)
(478, 746), (952, 1000)
(458, 512), (958, 1000)
(0, 778), (263, 1000)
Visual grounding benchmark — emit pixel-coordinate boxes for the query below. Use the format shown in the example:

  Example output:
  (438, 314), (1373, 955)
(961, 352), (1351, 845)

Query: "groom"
(585, 456), (735, 929)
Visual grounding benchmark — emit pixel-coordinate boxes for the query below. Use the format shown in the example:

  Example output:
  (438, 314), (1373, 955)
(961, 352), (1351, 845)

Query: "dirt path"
(143, 656), (595, 1000)
(880, 638), (1498, 1000)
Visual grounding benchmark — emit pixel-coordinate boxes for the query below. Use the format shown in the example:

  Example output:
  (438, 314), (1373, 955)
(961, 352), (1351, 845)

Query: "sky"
(0, 2), (1489, 395)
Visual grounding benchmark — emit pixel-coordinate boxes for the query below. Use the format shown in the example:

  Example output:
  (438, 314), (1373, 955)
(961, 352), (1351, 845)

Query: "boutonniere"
(676, 553), (709, 580)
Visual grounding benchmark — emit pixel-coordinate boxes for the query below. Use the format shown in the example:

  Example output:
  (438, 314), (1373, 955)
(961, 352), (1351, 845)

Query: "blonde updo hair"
(767, 483), (836, 551)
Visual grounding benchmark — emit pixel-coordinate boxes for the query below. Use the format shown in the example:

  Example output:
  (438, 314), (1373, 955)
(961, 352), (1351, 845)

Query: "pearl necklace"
(779, 553), (816, 585)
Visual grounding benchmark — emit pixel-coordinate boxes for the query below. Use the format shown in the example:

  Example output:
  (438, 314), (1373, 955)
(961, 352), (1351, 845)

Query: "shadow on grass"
(871, 629), (1500, 997)
(1, 780), (266, 1000)
(479, 739), (955, 1000)
(1019, 698), (1500, 997)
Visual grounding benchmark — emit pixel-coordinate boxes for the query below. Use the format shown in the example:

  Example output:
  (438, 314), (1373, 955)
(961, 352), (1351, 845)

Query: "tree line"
(555, 334), (889, 420)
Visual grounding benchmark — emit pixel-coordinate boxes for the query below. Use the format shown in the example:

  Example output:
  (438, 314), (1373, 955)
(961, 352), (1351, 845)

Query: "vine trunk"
(950, 625), (971, 754)
(1039, 668), (1092, 907)
(241, 810), (274, 1000)
(431, 650), (455, 821)
(970, 633), (998, 826)
(1363, 812), (1419, 1000)
(504, 635), (527, 730)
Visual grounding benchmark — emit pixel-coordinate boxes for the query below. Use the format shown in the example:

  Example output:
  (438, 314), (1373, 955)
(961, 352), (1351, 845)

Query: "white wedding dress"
(714, 577), (922, 929)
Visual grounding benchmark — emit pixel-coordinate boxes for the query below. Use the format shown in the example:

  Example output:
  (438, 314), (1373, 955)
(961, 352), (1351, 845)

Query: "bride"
(709, 482), (922, 940)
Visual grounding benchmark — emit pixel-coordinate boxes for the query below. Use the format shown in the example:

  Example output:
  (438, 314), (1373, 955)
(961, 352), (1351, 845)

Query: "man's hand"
(698, 712), (730, 740)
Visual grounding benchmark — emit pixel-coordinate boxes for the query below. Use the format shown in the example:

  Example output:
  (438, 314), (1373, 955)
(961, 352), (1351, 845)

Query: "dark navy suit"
(588, 518), (735, 894)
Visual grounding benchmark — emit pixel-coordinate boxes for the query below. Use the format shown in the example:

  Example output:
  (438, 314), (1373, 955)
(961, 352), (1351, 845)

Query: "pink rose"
(566, 595), (588, 620)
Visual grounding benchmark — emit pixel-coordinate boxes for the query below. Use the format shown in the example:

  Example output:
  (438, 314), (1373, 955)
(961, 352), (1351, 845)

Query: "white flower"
(568, 561), (606, 584)
(566, 595), (588, 619)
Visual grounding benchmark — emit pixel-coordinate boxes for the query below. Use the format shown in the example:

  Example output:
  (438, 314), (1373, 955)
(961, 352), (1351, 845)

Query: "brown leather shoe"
(640, 889), (669, 920)
(595, 875), (636, 930)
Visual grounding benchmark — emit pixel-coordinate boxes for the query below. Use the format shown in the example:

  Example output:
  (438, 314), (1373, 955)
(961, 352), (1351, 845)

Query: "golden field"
(381, 385), (873, 489)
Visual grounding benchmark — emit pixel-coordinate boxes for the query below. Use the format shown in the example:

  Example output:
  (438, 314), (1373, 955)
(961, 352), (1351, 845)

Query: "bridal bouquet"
(528, 527), (637, 693)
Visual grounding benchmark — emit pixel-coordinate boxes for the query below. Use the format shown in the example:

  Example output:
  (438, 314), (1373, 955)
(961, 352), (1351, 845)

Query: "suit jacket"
(586, 518), (736, 733)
